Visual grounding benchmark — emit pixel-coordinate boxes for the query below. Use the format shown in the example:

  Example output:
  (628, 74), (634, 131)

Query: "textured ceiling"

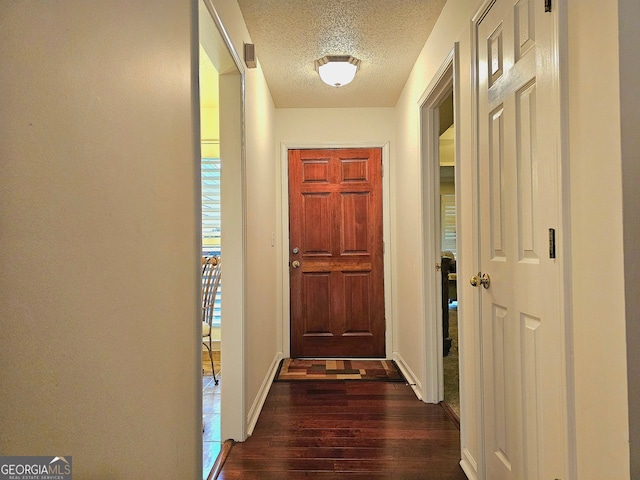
(236, 0), (447, 108)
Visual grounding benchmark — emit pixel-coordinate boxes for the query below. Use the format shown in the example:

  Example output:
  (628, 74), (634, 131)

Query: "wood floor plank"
(218, 381), (467, 479)
(223, 445), (462, 461)
(219, 473), (461, 480)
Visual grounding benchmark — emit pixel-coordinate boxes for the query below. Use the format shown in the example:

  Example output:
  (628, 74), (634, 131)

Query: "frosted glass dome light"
(315, 55), (361, 87)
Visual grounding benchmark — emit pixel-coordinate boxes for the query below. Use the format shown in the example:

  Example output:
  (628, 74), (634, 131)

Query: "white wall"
(243, 48), (278, 433)
(276, 108), (395, 146)
(393, 0), (481, 474)
(568, 1), (630, 477)
(0, 2), (201, 478)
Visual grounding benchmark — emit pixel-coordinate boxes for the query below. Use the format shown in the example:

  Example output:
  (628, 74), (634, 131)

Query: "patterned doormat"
(274, 358), (406, 382)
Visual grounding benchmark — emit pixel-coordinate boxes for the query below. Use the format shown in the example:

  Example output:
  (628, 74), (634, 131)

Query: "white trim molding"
(201, 0), (247, 443)
(393, 352), (423, 400)
(246, 352), (284, 436)
(417, 47), (457, 406)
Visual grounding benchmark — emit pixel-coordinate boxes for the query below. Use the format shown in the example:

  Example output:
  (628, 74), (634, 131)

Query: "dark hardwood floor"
(218, 380), (467, 480)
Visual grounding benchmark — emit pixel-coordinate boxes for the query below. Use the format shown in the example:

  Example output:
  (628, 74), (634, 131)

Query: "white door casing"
(279, 142), (394, 361)
(475, 0), (568, 478)
(201, 0), (247, 443)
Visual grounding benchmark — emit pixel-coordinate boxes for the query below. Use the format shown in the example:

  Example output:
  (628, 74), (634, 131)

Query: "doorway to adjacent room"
(419, 50), (461, 423)
(198, 0), (246, 477)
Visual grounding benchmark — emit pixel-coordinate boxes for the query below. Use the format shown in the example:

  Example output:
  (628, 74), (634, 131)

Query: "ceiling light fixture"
(315, 55), (361, 87)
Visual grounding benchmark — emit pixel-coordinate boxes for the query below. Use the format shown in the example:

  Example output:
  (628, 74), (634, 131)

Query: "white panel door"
(476, 1), (567, 479)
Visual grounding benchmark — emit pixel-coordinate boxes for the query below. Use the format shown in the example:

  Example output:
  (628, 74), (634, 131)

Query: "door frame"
(418, 46), (460, 405)
(279, 142), (393, 359)
(200, 0), (247, 443)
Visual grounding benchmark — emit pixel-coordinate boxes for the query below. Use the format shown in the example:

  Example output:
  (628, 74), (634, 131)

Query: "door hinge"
(381, 159), (384, 177)
(382, 240), (385, 254)
(545, 0), (552, 12)
(549, 228), (556, 258)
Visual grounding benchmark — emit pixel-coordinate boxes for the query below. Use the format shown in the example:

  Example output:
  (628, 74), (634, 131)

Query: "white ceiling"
(236, 0), (447, 108)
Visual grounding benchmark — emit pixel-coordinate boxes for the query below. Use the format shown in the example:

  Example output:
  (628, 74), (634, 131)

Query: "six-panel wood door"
(288, 148), (385, 358)
(477, 1), (567, 478)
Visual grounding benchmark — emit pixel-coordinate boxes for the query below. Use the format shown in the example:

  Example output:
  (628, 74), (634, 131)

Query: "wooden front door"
(288, 148), (385, 358)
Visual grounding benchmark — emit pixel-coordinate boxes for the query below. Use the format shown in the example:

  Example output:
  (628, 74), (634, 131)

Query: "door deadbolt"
(292, 247), (299, 254)
(470, 272), (490, 289)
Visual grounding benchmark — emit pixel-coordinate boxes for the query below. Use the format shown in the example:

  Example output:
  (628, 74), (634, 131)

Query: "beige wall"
(0, 1), (201, 478)
(568, 1), (630, 477)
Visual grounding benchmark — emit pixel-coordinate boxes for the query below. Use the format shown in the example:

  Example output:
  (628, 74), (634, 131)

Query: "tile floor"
(202, 352), (221, 479)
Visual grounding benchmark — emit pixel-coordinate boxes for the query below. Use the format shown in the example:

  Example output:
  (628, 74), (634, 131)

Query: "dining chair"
(202, 255), (221, 385)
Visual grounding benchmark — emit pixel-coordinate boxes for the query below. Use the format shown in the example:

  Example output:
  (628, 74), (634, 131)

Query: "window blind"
(202, 156), (221, 326)
(441, 193), (457, 257)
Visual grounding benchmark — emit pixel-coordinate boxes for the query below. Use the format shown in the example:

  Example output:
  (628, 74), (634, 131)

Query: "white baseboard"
(393, 352), (423, 400)
(460, 449), (478, 480)
(246, 351), (284, 436)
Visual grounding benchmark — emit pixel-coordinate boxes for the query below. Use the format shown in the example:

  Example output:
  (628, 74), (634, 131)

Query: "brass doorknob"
(470, 272), (490, 289)
(292, 260), (301, 269)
